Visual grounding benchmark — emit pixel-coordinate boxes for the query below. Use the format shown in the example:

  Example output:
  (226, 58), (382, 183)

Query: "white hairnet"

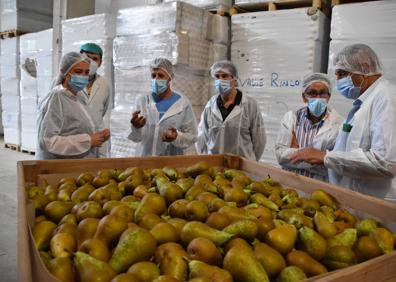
(53, 52), (90, 86)
(210, 60), (238, 78)
(150, 58), (174, 78)
(333, 44), (383, 76)
(302, 73), (331, 93)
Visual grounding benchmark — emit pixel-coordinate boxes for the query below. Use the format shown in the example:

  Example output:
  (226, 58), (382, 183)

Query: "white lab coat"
(36, 85), (100, 160)
(275, 107), (343, 181)
(84, 74), (111, 157)
(325, 77), (396, 201)
(128, 92), (197, 156)
(196, 93), (266, 161)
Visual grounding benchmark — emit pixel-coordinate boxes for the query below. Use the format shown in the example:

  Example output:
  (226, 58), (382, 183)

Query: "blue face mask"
(68, 75), (89, 93)
(151, 79), (168, 95)
(336, 76), (361, 100)
(215, 79), (232, 96)
(307, 98), (327, 118)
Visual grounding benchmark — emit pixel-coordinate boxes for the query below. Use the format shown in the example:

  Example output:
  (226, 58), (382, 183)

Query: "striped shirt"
(289, 107), (327, 178)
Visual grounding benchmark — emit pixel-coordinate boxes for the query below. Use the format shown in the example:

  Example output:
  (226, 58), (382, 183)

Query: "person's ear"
(302, 93), (308, 103)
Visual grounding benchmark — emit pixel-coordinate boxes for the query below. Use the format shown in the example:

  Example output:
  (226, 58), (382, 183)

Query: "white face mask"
(89, 60), (99, 77)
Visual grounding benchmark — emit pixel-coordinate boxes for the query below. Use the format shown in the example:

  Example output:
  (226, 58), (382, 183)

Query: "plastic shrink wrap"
(231, 8), (330, 165)
(0, 37), (20, 145)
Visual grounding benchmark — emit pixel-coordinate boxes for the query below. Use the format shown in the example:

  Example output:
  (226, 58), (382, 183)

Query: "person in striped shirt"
(275, 73), (343, 181)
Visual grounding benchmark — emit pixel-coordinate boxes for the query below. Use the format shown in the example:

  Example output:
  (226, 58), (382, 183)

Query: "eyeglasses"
(304, 90), (330, 98)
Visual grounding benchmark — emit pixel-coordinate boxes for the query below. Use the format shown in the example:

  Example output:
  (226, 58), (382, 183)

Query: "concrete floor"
(0, 138), (34, 282)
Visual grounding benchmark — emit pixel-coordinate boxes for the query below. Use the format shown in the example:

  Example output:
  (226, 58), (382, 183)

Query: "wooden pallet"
(231, 0), (330, 17)
(0, 29), (24, 39)
(331, 0), (381, 6)
(21, 149), (35, 156)
(5, 143), (21, 151)
(209, 5), (231, 16)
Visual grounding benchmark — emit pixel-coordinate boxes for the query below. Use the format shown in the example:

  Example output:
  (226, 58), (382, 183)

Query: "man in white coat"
(80, 43), (112, 156)
(290, 44), (396, 201)
(275, 73), (343, 181)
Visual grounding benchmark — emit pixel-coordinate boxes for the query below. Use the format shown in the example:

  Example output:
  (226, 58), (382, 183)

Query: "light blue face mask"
(336, 76), (361, 100)
(215, 79), (232, 96)
(68, 75), (89, 93)
(307, 98), (327, 118)
(151, 79), (168, 95)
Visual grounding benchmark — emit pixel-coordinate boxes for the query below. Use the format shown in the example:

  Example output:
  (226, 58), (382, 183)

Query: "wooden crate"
(331, 0), (381, 7)
(17, 154), (396, 282)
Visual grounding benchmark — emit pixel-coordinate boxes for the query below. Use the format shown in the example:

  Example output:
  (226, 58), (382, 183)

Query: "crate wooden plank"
(331, 0), (381, 7)
(17, 154), (396, 282)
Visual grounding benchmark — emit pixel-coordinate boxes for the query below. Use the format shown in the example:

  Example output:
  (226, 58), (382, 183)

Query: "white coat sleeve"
(250, 105), (266, 161)
(325, 95), (396, 179)
(196, 106), (209, 154)
(172, 103), (198, 149)
(40, 96), (92, 156)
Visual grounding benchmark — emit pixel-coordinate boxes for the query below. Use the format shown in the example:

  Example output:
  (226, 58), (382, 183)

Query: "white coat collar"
(357, 76), (383, 104)
(147, 92), (186, 122)
(211, 90), (247, 122)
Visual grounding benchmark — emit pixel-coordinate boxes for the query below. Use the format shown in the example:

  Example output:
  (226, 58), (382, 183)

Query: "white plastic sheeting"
(328, 0), (396, 118)
(164, 0), (232, 10)
(231, 8), (330, 165)
(0, 37), (20, 145)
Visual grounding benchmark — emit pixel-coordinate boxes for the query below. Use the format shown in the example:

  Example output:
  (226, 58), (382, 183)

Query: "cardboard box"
(17, 155), (396, 281)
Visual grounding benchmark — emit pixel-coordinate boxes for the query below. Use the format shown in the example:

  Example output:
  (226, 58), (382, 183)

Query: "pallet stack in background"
(0, 36), (21, 148)
(231, 8), (330, 165)
(110, 2), (230, 157)
(36, 28), (53, 103)
(19, 33), (38, 153)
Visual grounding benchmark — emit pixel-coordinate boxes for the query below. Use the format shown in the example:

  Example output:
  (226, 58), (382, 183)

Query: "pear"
(94, 214), (128, 247)
(152, 275), (180, 282)
(88, 187), (112, 204)
(45, 185), (58, 202)
(132, 185), (150, 200)
(35, 215), (47, 223)
(370, 227), (395, 254)
(44, 201), (73, 223)
(77, 218), (100, 248)
(223, 187), (249, 207)
(32, 195), (50, 214)
(327, 228), (357, 248)
(28, 185), (45, 199)
(286, 250), (327, 277)
(314, 211), (337, 238)
(103, 200), (126, 214)
(185, 200), (209, 222)
(160, 252), (189, 281)
(53, 223), (77, 239)
(189, 260), (233, 282)
(277, 266), (307, 282)
(79, 238), (110, 262)
(246, 181), (272, 196)
(301, 198), (320, 217)
(39, 251), (52, 267)
(110, 204), (134, 222)
(277, 209), (313, 229)
(134, 193), (167, 223)
(245, 206), (273, 221)
(76, 201), (103, 221)
(222, 219), (258, 241)
(186, 162), (210, 177)
(168, 199), (190, 218)
(207, 198), (227, 212)
(162, 166), (179, 180)
(206, 212), (232, 230)
(139, 213), (165, 230)
(157, 182), (184, 205)
(50, 232), (76, 258)
(59, 214), (77, 226)
(298, 227), (327, 260)
(111, 273), (139, 282)
(92, 175), (110, 188)
(250, 193), (279, 211)
(166, 217), (187, 235)
(253, 241), (286, 278)
(265, 224), (297, 255)
(154, 242), (187, 264)
(322, 245), (357, 270)
(195, 192), (218, 205)
(71, 184), (95, 204)
(57, 186), (76, 202)
(151, 222), (179, 244)
(76, 172), (94, 186)
(356, 218), (378, 236)
(32, 220), (57, 251)
(223, 239), (269, 282)
(311, 189), (337, 209)
(127, 261), (160, 282)
(181, 221), (234, 246)
(185, 185), (207, 201)
(354, 236), (381, 262)
(176, 177), (195, 192)
(47, 257), (76, 282)
(255, 218), (275, 241)
(109, 226), (157, 273)
(74, 251), (116, 282)
(187, 237), (222, 266)
(218, 205), (256, 221)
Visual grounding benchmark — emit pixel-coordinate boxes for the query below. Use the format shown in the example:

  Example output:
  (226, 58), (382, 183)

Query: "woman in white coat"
(36, 52), (110, 160)
(290, 44), (396, 201)
(128, 58), (197, 156)
(275, 73), (343, 181)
